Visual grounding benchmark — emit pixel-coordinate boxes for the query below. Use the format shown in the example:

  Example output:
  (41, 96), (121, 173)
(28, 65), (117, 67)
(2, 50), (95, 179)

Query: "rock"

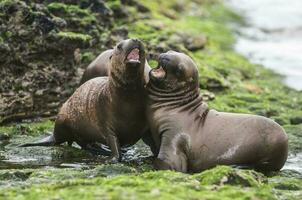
(109, 0), (129, 18)
(109, 26), (129, 45)
(194, 166), (267, 187)
(0, 133), (10, 141)
(185, 34), (207, 51)
(0, 171), (32, 181)
(33, 14), (55, 34)
(34, 89), (44, 96)
(290, 116), (302, 125)
(201, 91), (215, 101)
(0, 0), (120, 125)
(205, 77), (229, 90)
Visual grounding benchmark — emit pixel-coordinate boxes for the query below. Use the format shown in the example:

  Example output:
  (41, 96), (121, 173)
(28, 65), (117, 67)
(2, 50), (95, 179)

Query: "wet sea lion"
(21, 39), (149, 161)
(80, 49), (151, 85)
(147, 51), (288, 172)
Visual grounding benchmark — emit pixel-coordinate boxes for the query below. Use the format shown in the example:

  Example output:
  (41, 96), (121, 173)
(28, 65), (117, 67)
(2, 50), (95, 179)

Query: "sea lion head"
(110, 39), (145, 77)
(149, 51), (199, 91)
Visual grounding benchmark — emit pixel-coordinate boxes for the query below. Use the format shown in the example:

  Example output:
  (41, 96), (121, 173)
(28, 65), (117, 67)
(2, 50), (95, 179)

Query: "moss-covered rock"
(0, 0), (121, 124)
(194, 165), (267, 187)
(0, 166), (277, 200)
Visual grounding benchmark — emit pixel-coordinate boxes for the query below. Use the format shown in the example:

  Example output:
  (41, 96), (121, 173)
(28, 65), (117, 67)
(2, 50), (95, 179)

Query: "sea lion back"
(54, 77), (110, 145)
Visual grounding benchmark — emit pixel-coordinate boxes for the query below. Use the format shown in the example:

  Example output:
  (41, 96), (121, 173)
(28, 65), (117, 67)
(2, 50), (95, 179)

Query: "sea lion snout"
(149, 51), (199, 90)
(124, 39), (146, 67)
(113, 38), (145, 63)
(149, 55), (168, 81)
(111, 39), (146, 79)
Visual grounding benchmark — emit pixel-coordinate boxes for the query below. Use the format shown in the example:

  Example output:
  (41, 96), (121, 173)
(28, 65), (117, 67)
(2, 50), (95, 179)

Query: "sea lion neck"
(147, 82), (203, 110)
(109, 62), (145, 93)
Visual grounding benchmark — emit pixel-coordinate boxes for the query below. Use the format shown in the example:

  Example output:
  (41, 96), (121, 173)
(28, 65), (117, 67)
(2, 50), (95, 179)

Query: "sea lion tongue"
(151, 66), (166, 79)
(127, 48), (140, 61)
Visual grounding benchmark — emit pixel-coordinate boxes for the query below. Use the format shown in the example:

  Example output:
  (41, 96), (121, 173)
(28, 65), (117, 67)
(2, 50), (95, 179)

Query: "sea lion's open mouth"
(151, 65), (166, 80)
(126, 48), (140, 64)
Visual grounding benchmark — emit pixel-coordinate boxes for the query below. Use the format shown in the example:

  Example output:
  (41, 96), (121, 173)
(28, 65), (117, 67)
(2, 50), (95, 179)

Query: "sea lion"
(80, 49), (151, 85)
(146, 51), (288, 172)
(80, 49), (113, 84)
(21, 39), (149, 161)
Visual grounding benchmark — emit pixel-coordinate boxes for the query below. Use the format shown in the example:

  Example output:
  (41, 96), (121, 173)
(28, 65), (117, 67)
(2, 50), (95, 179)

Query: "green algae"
(284, 125), (302, 154)
(47, 2), (97, 26)
(107, 0), (122, 11)
(0, 120), (53, 137)
(0, 166), (276, 200)
(193, 165), (267, 187)
(81, 52), (96, 63)
(56, 31), (92, 43)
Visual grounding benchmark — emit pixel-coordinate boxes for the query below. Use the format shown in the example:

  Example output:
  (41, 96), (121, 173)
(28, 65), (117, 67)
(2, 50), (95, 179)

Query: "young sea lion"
(146, 51), (288, 172)
(21, 39), (149, 161)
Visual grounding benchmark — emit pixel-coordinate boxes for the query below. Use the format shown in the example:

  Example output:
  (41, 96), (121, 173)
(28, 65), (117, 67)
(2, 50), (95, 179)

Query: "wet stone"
(185, 34), (207, 51)
(290, 116), (302, 125)
(0, 133), (10, 141)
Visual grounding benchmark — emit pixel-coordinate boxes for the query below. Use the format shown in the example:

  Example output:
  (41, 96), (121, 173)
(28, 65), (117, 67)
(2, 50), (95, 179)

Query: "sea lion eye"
(176, 64), (184, 77)
(109, 55), (113, 60)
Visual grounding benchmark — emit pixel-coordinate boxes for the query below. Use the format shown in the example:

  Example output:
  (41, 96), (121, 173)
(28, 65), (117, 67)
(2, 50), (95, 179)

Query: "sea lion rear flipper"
(19, 135), (57, 147)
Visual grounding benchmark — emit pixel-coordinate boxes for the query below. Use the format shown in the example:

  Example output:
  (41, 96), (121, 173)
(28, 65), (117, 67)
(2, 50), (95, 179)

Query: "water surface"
(227, 0), (302, 90)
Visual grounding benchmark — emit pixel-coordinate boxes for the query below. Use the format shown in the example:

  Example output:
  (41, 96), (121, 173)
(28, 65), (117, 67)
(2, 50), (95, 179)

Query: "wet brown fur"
(22, 39), (149, 161)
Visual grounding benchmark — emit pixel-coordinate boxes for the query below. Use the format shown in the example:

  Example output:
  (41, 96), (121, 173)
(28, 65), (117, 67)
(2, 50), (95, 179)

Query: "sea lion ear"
(109, 55), (113, 60)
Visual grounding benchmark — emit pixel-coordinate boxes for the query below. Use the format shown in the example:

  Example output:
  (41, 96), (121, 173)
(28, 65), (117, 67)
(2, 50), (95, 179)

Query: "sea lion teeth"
(127, 48), (140, 61)
(126, 59), (141, 64)
(151, 66), (166, 79)
(80, 48), (151, 85)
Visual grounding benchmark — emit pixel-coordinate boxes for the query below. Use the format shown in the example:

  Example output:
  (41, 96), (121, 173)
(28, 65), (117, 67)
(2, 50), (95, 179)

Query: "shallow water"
(227, 0), (302, 90)
(0, 136), (152, 171)
(283, 153), (302, 173)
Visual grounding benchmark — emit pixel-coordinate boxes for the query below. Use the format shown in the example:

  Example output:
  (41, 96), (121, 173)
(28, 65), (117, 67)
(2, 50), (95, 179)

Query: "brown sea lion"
(21, 39), (149, 161)
(80, 49), (151, 85)
(146, 51), (288, 172)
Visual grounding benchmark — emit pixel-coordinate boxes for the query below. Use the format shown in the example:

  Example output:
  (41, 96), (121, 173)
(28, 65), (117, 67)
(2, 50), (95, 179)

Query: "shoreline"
(227, 0), (302, 91)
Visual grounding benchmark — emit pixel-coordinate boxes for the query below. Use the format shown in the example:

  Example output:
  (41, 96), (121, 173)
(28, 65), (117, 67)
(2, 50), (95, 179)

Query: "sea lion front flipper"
(107, 134), (121, 162)
(142, 130), (159, 156)
(153, 157), (172, 170)
(155, 129), (189, 172)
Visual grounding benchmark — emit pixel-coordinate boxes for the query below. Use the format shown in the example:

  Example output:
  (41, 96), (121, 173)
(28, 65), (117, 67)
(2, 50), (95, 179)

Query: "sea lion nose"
(159, 54), (170, 63)
(131, 38), (141, 44)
